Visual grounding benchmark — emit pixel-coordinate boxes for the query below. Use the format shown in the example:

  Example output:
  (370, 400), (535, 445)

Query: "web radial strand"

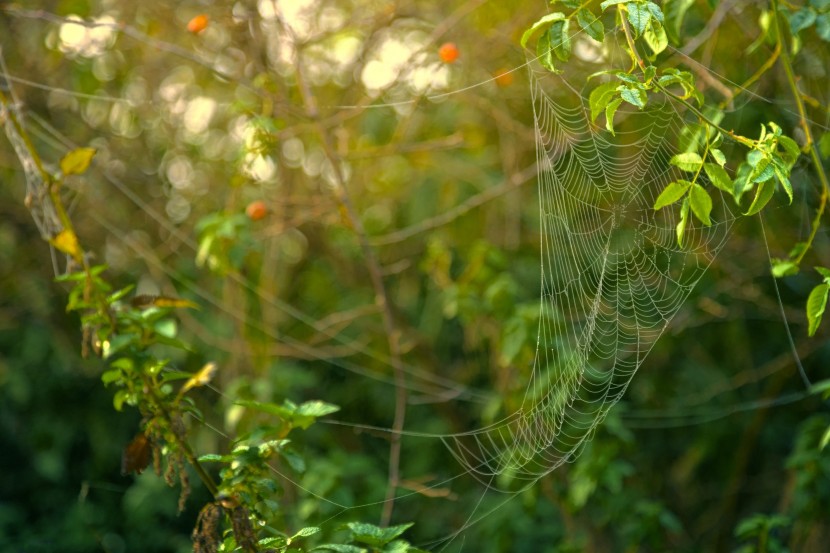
(445, 68), (736, 484)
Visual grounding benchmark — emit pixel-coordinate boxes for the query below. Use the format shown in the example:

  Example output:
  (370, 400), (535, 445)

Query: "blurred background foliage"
(1, 0), (829, 551)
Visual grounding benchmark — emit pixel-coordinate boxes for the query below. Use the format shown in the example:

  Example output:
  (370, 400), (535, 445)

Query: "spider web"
(441, 66), (737, 485)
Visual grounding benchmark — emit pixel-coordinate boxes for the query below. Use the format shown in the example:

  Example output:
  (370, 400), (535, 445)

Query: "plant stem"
(770, 0), (830, 265)
(286, 23), (408, 527)
(618, 7), (756, 149)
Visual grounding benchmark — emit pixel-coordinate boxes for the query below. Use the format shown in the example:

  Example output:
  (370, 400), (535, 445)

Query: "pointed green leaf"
(550, 19), (571, 62)
(537, 29), (556, 72)
(771, 260), (799, 278)
(818, 13), (830, 41)
(60, 147), (97, 176)
(654, 179), (692, 209)
(605, 97), (624, 135)
(807, 283), (830, 336)
(627, 2), (651, 35)
(689, 183), (712, 226)
(521, 12), (567, 47)
(676, 198), (689, 247)
(670, 152), (703, 172)
(820, 425), (830, 450)
(576, 9), (605, 42)
(710, 148), (727, 166)
(778, 135), (801, 165)
(816, 266), (830, 280)
(773, 165), (793, 203)
(744, 178), (776, 215)
(789, 8), (817, 34)
(644, 2), (664, 23)
(600, 0), (630, 10)
(643, 20), (668, 55)
(620, 85), (647, 108)
(704, 163), (733, 194)
(589, 81), (621, 122)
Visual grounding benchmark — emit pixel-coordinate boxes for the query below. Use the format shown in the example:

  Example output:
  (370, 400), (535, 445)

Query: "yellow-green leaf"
(689, 183), (712, 226)
(807, 283), (830, 336)
(744, 178), (776, 215)
(181, 362), (217, 394)
(60, 147), (97, 176)
(654, 179), (692, 210)
(51, 229), (83, 261)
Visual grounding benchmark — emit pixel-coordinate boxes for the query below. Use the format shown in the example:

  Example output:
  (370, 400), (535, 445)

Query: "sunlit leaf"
(627, 2), (651, 36)
(689, 183), (712, 226)
(676, 197), (689, 247)
(131, 294), (199, 310)
(654, 179), (692, 209)
(181, 362), (218, 394)
(60, 147), (97, 176)
(589, 81), (620, 122)
(807, 282), (830, 336)
(744, 178), (776, 215)
(704, 163), (733, 194)
(605, 97), (624, 135)
(51, 229), (83, 261)
(576, 8), (605, 42)
(521, 12), (566, 47)
(670, 152), (703, 172)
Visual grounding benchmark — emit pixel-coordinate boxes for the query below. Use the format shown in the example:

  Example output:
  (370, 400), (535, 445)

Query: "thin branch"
(371, 163), (538, 246)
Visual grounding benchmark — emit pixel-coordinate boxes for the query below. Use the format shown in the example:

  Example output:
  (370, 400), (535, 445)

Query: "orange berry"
(494, 69), (514, 87)
(438, 42), (460, 64)
(245, 200), (267, 221)
(187, 14), (209, 34)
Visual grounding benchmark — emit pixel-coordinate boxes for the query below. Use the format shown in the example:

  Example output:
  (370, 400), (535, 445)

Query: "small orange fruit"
(438, 42), (460, 64)
(187, 14), (209, 34)
(494, 69), (514, 87)
(245, 200), (267, 221)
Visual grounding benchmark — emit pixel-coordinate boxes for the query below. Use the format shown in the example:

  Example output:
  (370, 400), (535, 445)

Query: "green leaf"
(670, 152), (703, 172)
(292, 527), (321, 539)
(744, 178), (776, 215)
(589, 81), (621, 122)
(773, 165), (793, 203)
(689, 183), (712, 226)
(576, 8), (605, 42)
(820, 425), (830, 450)
(771, 260), (799, 278)
(820, 132), (830, 159)
(663, 0), (695, 44)
(312, 545), (367, 553)
(605, 97), (624, 135)
(627, 2), (651, 35)
(101, 368), (122, 385)
(60, 147), (97, 176)
(600, 0), (629, 10)
(537, 29), (556, 72)
(676, 198), (689, 247)
(550, 19), (571, 62)
(816, 266), (830, 280)
(620, 85), (647, 108)
(778, 135), (801, 165)
(654, 179), (692, 209)
(807, 283), (830, 336)
(816, 13), (830, 41)
(643, 20), (668, 55)
(346, 522), (414, 548)
(789, 8), (817, 33)
(710, 148), (727, 166)
(748, 156), (773, 183)
(296, 400), (341, 418)
(704, 163), (733, 194)
(644, 1), (664, 23)
(521, 12), (567, 47)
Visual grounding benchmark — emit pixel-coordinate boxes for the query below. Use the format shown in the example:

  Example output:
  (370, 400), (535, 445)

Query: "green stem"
(770, 0), (830, 264)
(618, 6), (756, 149)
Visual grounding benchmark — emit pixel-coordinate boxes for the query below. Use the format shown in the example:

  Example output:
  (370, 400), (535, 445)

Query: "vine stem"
(279, 17), (407, 527)
(618, 7), (756, 149)
(770, 0), (830, 265)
